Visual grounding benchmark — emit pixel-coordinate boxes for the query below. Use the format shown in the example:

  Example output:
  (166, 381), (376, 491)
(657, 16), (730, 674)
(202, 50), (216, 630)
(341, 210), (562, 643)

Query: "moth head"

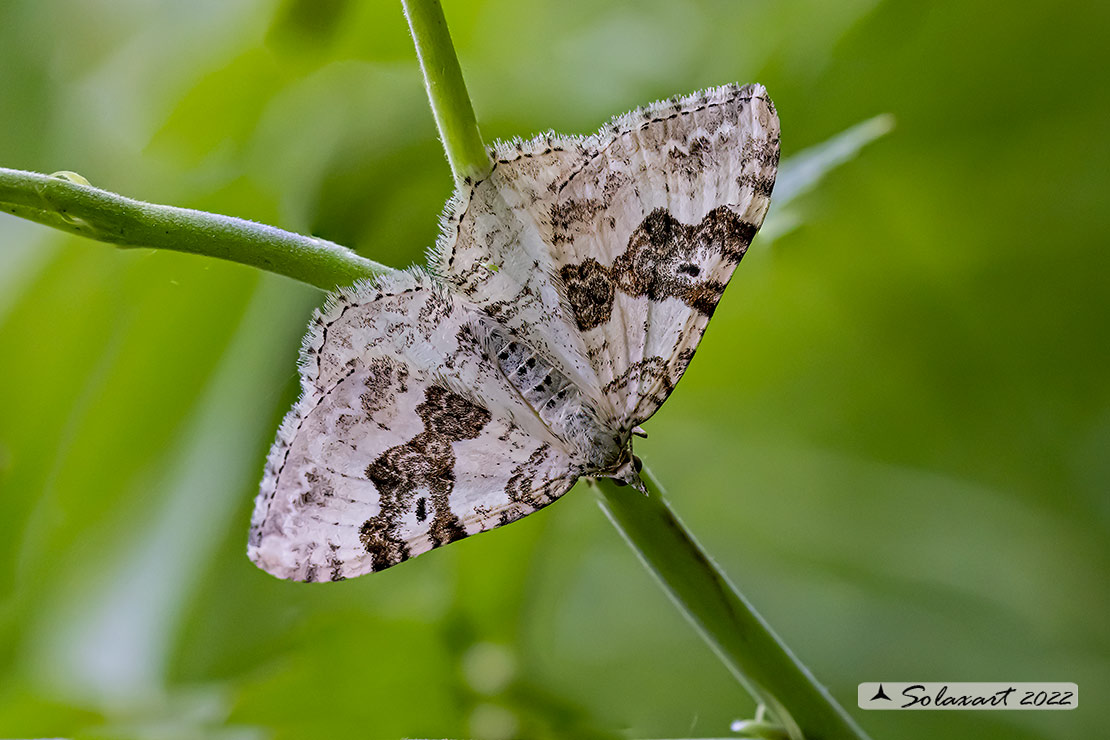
(606, 447), (646, 493)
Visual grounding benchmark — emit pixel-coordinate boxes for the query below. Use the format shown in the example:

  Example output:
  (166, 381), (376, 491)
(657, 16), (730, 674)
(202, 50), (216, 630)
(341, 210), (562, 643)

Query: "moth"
(249, 83), (780, 581)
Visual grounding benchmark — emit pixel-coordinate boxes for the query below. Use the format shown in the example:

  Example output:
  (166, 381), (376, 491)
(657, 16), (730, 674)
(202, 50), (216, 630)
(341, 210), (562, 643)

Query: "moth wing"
(434, 138), (608, 411)
(437, 84), (779, 430)
(549, 83), (780, 428)
(249, 271), (579, 581)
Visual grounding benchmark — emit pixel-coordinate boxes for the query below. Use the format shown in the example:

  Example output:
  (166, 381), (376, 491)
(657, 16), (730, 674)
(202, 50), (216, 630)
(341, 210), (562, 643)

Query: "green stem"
(0, 168), (387, 291)
(401, 0), (491, 183)
(593, 470), (872, 740)
(400, 6), (873, 738)
(0, 7), (882, 738)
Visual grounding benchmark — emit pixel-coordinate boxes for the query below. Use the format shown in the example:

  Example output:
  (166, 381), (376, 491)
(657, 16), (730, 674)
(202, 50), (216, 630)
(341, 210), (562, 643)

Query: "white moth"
(249, 83), (780, 581)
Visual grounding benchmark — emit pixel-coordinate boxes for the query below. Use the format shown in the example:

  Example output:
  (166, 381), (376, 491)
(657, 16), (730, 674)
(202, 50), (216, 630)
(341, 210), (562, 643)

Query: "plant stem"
(400, 6), (873, 738)
(0, 7), (883, 737)
(401, 0), (491, 183)
(0, 167), (387, 291)
(593, 470), (872, 740)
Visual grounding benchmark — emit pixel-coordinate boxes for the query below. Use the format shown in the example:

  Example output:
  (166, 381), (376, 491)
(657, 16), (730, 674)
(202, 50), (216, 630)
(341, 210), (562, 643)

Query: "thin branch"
(593, 470), (872, 740)
(0, 168), (387, 291)
(401, 0), (491, 183)
(398, 3), (875, 738)
(0, 6), (887, 738)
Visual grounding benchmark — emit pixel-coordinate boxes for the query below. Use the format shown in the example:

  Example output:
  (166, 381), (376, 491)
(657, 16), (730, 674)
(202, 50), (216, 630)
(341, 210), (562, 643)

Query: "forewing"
(249, 271), (579, 581)
(550, 84), (779, 427)
(436, 84), (779, 430)
(434, 135), (609, 413)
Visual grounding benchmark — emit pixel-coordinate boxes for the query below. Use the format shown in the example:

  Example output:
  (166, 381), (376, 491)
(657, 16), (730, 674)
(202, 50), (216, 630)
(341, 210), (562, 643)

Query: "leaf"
(760, 113), (894, 243)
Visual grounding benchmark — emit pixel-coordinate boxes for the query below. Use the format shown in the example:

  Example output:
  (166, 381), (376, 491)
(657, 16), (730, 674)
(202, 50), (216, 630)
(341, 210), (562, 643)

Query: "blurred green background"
(1, 0), (1106, 738)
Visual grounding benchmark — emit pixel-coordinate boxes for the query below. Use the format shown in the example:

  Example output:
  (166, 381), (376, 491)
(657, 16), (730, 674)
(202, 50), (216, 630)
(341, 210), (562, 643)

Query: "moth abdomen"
(472, 316), (613, 459)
